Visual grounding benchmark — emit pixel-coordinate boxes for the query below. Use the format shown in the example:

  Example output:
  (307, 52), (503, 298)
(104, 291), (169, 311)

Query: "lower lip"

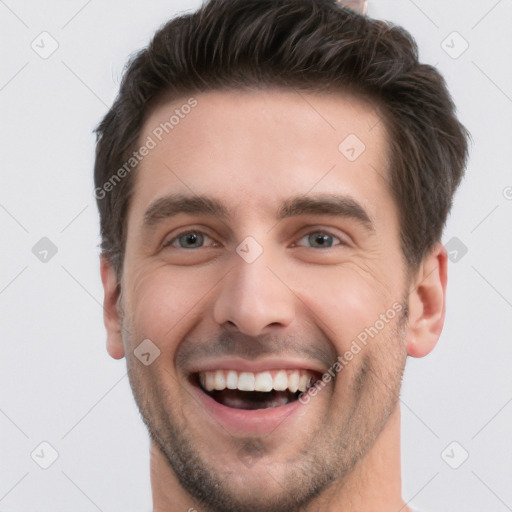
(192, 383), (305, 435)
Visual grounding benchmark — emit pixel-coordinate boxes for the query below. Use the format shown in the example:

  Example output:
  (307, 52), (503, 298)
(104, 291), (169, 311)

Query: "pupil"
(181, 232), (202, 248)
(311, 233), (331, 247)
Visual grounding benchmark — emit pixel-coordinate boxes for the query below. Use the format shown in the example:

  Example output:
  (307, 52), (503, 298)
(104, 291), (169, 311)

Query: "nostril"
(220, 320), (242, 334)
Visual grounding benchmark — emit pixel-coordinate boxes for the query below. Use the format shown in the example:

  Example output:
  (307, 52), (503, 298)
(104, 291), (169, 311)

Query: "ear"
(100, 255), (125, 359)
(406, 242), (448, 358)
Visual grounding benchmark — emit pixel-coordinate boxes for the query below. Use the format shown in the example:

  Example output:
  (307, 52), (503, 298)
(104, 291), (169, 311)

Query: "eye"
(163, 230), (217, 249)
(295, 231), (344, 249)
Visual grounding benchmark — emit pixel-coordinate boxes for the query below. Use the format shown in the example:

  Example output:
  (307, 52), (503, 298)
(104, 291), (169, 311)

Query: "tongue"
(210, 389), (296, 410)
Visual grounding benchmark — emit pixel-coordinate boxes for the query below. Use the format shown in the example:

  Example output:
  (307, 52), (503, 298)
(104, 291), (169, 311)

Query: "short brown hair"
(94, 0), (470, 282)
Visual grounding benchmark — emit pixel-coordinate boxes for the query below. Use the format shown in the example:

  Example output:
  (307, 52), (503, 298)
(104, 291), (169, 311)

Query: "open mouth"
(193, 369), (318, 410)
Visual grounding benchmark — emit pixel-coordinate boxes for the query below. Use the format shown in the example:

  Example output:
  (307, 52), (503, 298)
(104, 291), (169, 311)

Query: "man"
(94, 0), (469, 510)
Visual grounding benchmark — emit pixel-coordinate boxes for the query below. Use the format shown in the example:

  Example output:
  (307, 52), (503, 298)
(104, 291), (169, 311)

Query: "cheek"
(126, 266), (212, 349)
(296, 265), (396, 344)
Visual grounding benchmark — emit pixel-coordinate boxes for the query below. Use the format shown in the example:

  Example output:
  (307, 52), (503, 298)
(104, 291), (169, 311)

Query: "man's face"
(117, 89), (411, 511)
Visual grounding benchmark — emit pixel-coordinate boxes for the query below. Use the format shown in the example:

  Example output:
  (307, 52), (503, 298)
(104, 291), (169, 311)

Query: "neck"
(150, 404), (411, 512)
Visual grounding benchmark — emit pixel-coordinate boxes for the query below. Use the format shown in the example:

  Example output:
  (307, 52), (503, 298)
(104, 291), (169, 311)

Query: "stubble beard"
(122, 306), (409, 512)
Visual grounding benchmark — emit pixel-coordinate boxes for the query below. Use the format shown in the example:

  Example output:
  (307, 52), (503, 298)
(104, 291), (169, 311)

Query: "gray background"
(0, 1), (511, 511)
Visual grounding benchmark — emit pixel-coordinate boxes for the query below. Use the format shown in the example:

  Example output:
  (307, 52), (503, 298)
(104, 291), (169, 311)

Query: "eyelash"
(162, 229), (346, 250)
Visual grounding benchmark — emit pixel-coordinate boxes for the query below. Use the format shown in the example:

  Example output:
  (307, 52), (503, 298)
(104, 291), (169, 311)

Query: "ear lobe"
(100, 255), (125, 360)
(406, 243), (448, 358)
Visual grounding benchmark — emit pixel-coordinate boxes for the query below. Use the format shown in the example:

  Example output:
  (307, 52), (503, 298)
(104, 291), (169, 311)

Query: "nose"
(213, 247), (296, 337)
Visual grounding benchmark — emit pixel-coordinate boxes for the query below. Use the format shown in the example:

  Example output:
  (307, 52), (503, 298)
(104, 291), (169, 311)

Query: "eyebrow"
(141, 192), (375, 234)
(277, 195), (374, 230)
(143, 194), (230, 228)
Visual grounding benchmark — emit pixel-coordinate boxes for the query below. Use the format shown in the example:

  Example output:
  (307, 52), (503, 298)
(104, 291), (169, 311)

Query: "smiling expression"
(110, 88), (412, 511)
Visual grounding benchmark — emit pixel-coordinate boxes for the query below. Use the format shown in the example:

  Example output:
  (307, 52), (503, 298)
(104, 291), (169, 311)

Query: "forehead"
(129, 88), (392, 226)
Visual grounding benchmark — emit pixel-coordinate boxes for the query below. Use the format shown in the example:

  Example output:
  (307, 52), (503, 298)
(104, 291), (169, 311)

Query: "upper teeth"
(199, 369), (314, 393)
